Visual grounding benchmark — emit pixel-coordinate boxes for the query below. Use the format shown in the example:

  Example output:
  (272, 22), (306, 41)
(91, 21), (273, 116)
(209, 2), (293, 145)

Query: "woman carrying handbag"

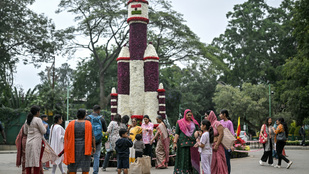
(259, 117), (275, 166)
(273, 118), (293, 169)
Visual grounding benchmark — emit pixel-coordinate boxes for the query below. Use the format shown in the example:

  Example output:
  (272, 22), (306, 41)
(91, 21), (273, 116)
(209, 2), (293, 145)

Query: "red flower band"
(127, 17), (149, 24)
(110, 93), (118, 97)
(131, 115), (144, 120)
(116, 57), (130, 61)
(143, 56), (159, 60)
(127, 0), (148, 5)
(157, 89), (166, 92)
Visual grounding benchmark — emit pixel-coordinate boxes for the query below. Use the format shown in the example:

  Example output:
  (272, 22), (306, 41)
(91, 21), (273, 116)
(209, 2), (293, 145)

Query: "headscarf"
(177, 109), (199, 137)
(207, 111), (221, 136)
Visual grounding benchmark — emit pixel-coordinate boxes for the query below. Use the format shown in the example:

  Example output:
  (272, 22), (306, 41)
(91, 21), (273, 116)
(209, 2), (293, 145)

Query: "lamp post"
(268, 84), (274, 118)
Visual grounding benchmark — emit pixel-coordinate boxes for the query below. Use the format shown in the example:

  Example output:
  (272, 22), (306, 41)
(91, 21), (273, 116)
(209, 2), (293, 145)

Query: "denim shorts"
(117, 158), (129, 169)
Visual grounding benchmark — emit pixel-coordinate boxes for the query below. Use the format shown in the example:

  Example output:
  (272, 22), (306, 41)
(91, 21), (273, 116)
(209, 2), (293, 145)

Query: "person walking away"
(206, 111), (228, 174)
(85, 105), (107, 174)
(24, 106), (47, 174)
(194, 119), (213, 174)
(128, 118), (142, 163)
(299, 124), (306, 146)
(219, 109), (235, 174)
(102, 114), (121, 171)
(273, 117), (293, 169)
(173, 109), (200, 174)
(150, 115), (170, 169)
(63, 109), (95, 174)
(15, 125), (27, 174)
(0, 121), (6, 144)
(49, 114), (65, 174)
(259, 117), (275, 166)
(115, 128), (133, 174)
(134, 134), (145, 158)
(141, 115), (154, 158)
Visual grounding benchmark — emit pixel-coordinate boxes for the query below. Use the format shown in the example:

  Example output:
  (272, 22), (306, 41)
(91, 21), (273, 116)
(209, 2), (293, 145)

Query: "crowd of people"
(14, 105), (296, 174)
(15, 105), (170, 174)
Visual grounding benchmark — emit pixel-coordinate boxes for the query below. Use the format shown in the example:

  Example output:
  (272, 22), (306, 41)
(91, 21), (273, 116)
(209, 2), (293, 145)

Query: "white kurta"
(49, 124), (65, 165)
(24, 117), (46, 167)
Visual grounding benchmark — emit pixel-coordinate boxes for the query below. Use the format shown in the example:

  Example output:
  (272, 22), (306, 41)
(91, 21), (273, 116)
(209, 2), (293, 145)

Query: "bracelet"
(173, 141), (177, 144)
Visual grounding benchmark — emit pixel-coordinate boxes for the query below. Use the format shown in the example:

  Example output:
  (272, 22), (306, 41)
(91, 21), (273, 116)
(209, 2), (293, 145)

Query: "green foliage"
(0, 0), (66, 91)
(213, 83), (269, 130)
(276, 0), (309, 124)
(0, 107), (23, 128)
(212, 0), (296, 86)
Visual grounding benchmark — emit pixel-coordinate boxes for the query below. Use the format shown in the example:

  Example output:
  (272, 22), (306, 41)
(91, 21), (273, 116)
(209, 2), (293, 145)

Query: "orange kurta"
(63, 120), (92, 165)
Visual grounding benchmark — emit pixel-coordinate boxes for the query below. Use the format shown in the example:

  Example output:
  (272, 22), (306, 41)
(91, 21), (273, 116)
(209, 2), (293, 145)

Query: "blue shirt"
(42, 120), (50, 140)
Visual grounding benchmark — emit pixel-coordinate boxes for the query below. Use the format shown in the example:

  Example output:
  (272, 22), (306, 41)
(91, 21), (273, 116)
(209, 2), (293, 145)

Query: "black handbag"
(277, 131), (287, 141)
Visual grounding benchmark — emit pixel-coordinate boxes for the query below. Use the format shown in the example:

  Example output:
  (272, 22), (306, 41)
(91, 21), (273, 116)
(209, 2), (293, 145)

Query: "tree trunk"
(99, 72), (108, 109)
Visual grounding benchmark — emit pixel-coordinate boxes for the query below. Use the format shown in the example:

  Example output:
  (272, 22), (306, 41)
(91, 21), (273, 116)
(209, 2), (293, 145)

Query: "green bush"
(0, 107), (23, 128)
(294, 126), (301, 136)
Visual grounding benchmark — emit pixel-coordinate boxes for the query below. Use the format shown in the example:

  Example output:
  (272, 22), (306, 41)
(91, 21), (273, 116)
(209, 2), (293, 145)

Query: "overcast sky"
(14, 0), (282, 91)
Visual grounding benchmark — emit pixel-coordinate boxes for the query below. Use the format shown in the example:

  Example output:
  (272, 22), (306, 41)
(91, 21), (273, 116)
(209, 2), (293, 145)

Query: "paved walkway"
(1, 149), (309, 173)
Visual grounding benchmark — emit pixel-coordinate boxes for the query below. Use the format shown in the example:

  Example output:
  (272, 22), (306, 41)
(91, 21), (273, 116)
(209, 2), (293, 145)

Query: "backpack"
(89, 115), (103, 144)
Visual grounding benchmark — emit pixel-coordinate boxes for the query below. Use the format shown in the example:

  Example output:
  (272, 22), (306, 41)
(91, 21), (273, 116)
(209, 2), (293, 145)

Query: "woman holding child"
(173, 109), (200, 174)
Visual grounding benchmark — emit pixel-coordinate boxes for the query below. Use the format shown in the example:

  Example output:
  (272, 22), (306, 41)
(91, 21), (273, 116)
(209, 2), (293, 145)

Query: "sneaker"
(287, 161), (293, 169)
(259, 160), (264, 166)
(102, 168), (106, 171)
(274, 165), (281, 168)
(269, 164), (274, 167)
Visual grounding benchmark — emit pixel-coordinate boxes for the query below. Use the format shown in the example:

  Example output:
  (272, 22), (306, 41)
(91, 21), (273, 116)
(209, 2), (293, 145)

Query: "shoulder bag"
(222, 127), (236, 149)
(276, 131), (287, 141)
(259, 124), (268, 144)
(105, 122), (114, 152)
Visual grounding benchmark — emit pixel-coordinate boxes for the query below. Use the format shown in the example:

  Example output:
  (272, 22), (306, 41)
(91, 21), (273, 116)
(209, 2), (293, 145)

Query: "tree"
(213, 83), (269, 130)
(277, 0), (309, 125)
(72, 48), (117, 108)
(212, 0), (296, 86)
(57, 0), (205, 108)
(0, 0), (66, 102)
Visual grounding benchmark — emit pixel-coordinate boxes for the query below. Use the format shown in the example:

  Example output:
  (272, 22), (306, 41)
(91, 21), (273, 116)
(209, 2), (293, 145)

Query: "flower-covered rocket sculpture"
(110, 0), (166, 124)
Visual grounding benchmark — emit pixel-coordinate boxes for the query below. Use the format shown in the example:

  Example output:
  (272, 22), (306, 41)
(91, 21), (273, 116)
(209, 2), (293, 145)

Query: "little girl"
(194, 119), (214, 174)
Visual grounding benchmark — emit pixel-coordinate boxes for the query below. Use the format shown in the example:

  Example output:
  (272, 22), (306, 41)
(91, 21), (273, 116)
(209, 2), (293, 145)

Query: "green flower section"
(132, 10), (142, 15)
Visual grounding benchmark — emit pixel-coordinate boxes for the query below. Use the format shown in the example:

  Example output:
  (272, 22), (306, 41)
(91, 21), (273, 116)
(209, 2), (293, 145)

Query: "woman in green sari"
(173, 109), (200, 174)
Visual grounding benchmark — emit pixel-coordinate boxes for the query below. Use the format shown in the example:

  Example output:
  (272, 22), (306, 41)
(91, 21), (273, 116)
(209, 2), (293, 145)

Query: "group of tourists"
(15, 104), (296, 174)
(259, 117), (293, 169)
(173, 109), (234, 174)
(15, 105), (170, 174)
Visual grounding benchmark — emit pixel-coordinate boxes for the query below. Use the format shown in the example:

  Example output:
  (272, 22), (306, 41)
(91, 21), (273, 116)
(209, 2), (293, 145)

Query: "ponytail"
(27, 105), (40, 125)
(209, 126), (214, 144)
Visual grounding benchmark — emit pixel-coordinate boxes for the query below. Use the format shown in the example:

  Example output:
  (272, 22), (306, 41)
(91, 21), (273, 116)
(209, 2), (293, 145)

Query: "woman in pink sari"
(151, 115), (170, 169)
(206, 111), (228, 174)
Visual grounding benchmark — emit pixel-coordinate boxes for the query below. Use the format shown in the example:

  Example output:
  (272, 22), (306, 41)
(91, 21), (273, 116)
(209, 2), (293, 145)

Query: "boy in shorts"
(115, 128), (133, 174)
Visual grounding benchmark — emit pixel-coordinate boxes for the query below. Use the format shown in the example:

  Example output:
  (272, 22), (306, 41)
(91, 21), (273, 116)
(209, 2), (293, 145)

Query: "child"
(115, 128), (133, 174)
(194, 119), (214, 174)
(134, 134), (145, 159)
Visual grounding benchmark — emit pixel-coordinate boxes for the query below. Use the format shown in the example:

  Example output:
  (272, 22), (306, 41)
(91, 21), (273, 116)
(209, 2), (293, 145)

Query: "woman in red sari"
(16, 125), (27, 174)
(206, 111), (228, 174)
(151, 115), (170, 169)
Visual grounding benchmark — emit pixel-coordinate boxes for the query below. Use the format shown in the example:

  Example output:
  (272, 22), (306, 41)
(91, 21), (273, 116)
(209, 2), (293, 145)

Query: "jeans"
(93, 143), (102, 174)
(102, 151), (113, 169)
(224, 148), (231, 174)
